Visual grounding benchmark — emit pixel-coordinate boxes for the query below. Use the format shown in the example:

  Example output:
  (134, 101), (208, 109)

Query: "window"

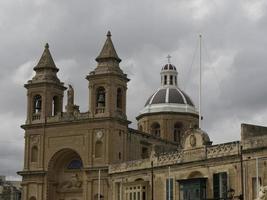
(164, 75), (167, 85)
(116, 182), (121, 200)
(33, 95), (42, 113)
(174, 122), (183, 143)
(96, 87), (105, 107)
(179, 179), (206, 200)
(175, 76), (177, 85)
(141, 147), (149, 159)
(213, 172), (227, 199)
(170, 76), (173, 85)
(166, 178), (174, 200)
(126, 184), (146, 200)
(67, 159), (82, 169)
(31, 146), (38, 162)
(95, 141), (103, 158)
(151, 122), (160, 137)
(52, 96), (59, 116)
(117, 88), (123, 109)
(138, 125), (143, 132)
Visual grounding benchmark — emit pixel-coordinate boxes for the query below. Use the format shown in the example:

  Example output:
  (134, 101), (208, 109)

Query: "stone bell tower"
(24, 43), (66, 124)
(86, 31), (129, 120)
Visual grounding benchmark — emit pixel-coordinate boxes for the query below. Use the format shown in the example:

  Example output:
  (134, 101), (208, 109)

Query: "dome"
(162, 63), (177, 71)
(139, 58), (198, 116)
(145, 87), (194, 106)
(140, 86), (198, 115)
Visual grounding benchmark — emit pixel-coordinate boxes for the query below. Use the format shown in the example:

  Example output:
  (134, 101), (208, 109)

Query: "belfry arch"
(47, 149), (84, 200)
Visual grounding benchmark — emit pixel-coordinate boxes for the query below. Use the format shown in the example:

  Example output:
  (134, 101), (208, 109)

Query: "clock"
(96, 131), (103, 140)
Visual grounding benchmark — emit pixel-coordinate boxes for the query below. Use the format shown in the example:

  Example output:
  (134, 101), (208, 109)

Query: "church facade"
(19, 32), (267, 200)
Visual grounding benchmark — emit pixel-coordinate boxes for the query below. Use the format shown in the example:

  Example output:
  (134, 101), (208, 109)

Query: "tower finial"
(45, 43), (49, 49)
(107, 31), (112, 37)
(167, 55), (171, 64)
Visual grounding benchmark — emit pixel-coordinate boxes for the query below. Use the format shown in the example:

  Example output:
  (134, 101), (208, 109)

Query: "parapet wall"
(109, 141), (240, 174)
(241, 123), (267, 150)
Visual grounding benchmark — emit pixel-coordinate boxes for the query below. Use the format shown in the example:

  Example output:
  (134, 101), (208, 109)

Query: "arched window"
(174, 122), (183, 143)
(151, 122), (160, 137)
(138, 125), (143, 132)
(31, 146), (38, 162)
(117, 88), (123, 109)
(33, 95), (42, 113)
(170, 75), (173, 85)
(164, 75), (167, 85)
(67, 159), (83, 169)
(52, 96), (59, 116)
(95, 141), (103, 158)
(96, 87), (105, 108)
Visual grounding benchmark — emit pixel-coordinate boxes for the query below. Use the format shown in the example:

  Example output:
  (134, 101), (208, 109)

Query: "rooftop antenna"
(199, 34), (202, 129)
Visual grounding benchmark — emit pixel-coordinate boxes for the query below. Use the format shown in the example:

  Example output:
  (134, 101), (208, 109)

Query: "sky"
(1, 0), (267, 179)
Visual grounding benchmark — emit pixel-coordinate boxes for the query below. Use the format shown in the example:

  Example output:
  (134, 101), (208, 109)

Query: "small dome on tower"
(162, 63), (177, 71)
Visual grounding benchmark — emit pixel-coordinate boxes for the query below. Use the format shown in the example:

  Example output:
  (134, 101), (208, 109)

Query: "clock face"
(96, 131), (103, 140)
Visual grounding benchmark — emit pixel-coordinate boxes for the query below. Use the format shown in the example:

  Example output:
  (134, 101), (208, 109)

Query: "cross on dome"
(167, 55), (171, 64)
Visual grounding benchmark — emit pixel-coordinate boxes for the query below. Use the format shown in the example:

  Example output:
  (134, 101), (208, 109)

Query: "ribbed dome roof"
(145, 87), (194, 106)
(140, 87), (198, 115)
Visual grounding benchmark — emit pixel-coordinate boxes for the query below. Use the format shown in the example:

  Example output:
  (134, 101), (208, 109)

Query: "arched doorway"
(47, 149), (83, 200)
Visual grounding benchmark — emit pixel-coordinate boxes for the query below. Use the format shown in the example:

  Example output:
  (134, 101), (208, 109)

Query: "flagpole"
(199, 34), (202, 129)
(98, 169), (101, 200)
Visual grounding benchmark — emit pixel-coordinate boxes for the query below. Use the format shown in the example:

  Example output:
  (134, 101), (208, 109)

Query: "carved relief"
(257, 186), (267, 200)
(30, 135), (40, 146)
(58, 173), (82, 192)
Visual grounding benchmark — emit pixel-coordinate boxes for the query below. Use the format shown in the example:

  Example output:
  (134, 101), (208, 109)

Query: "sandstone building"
(19, 32), (267, 200)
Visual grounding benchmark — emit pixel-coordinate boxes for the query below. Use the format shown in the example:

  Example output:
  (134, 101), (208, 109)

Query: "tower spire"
(31, 43), (60, 83)
(34, 43), (59, 72)
(95, 31), (121, 63)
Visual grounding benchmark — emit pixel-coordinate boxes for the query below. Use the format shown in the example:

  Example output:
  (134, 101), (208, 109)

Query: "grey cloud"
(1, 0), (267, 178)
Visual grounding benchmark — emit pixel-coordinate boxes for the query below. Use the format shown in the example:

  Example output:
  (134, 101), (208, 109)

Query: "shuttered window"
(213, 172), (227, 199)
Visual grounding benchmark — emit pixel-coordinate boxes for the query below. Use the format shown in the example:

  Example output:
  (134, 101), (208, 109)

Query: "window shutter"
(221, 172), (228, 198)
(213, 174), (220, 199)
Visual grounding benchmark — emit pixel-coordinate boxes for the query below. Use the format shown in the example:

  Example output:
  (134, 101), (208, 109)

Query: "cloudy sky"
(1, 0), (267, 179)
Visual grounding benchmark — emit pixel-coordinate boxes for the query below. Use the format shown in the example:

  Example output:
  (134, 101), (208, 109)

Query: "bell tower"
(86, 31), (129, 120)
(25, 43), (66, 124)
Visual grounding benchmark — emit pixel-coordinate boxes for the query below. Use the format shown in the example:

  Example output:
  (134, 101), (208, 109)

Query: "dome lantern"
(160, 55), (178, 87)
